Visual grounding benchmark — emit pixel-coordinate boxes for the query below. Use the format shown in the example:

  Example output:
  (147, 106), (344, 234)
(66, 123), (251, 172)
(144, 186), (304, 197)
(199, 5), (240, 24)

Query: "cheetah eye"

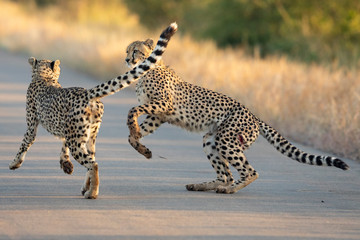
(135, 50), (145, 56)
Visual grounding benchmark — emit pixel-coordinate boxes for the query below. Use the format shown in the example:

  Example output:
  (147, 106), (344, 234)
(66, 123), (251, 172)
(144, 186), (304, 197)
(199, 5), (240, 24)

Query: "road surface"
(0, 51), (359, 239)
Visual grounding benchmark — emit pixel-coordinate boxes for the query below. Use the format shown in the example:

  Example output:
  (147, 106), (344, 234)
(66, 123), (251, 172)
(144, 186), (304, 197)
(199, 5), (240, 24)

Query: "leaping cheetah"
(124, 37), (348, 194)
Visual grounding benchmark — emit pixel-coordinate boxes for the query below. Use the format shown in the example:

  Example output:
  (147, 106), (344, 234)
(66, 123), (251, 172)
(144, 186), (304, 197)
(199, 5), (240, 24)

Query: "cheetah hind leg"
(186, 179), (232, 191)
(186, 131), (235, 192)
(216, 150), (259, 194)
(216, 172), (259, 194)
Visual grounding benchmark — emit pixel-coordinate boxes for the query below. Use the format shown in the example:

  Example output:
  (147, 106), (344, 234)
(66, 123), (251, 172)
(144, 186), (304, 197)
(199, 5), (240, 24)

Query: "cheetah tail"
(258, 120), (349, 170)
(87, 22), (178, 100)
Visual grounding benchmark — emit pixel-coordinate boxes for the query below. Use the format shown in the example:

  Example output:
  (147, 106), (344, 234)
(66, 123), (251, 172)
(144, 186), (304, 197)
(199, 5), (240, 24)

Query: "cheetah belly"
(164, 109), (218, 133)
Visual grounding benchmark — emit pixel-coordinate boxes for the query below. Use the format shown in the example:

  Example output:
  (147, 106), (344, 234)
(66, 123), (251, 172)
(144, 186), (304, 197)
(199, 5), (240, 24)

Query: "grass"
(1, 1), (359, 161)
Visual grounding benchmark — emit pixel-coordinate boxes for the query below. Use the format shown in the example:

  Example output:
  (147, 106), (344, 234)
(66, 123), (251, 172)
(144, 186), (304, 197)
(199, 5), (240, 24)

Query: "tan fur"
(125, 39), (348, 194)
(125, 39), (164, 68)
(9, 23), (178, 199)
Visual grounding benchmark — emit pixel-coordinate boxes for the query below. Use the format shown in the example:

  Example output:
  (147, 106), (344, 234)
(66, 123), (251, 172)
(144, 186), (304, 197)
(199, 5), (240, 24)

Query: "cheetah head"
(125, 39), (156, 68)
(28, 57), (61, 83)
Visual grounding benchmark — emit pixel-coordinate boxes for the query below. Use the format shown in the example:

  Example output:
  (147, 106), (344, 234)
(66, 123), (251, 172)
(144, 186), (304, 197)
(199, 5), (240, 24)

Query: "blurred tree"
(124, 0), (192, 29)
(123, 0), (360, 66)
(12, 0), (360, 65)
(184, 0), (282, 56)
(10, 0), (57, 7)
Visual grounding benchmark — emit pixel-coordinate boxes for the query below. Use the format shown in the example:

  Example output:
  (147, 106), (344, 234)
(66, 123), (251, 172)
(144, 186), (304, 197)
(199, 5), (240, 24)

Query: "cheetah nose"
(125, 58), (130, 63)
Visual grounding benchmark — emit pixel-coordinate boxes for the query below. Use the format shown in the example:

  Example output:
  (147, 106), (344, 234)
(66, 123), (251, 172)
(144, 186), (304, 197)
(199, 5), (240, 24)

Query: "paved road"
(0, 51), (359, 240)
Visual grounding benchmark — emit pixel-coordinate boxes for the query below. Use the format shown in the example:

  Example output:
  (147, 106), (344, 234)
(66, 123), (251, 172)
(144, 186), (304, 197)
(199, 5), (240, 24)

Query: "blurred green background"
(14, 0), (360, 68)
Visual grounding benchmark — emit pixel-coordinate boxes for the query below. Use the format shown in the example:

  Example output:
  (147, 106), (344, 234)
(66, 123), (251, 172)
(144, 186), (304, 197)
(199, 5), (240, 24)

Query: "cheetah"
(9, 23), (177, 199)
(125, 38), (349, 194)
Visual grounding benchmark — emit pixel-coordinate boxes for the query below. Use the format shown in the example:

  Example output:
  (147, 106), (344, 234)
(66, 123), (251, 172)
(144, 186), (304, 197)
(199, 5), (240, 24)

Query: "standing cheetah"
(9, 23), (178, 199)
(125, 38), (349, 194)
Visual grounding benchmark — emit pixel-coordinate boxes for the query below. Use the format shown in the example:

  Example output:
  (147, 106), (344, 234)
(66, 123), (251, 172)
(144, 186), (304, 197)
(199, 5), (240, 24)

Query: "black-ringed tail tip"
(169, 22), (178, 32)
(161, 22), (178, 38)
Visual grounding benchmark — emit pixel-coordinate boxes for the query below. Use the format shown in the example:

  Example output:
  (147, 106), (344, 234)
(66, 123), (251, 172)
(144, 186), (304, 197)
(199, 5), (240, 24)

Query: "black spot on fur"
(148, 56), (156, 63)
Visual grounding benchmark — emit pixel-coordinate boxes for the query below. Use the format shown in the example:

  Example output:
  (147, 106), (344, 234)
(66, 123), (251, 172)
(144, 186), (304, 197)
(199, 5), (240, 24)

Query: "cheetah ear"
(144, 39), (155, 50)
(50, 59), (60, 71)
(28, 57), (37, 67)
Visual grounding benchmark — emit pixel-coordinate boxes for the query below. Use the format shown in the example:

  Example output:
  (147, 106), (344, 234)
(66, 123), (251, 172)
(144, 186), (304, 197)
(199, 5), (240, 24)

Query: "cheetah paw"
(61, 160), (74, 175)
(83, 190), (98, 199)
(81, 184), (89, 196)
(143, 148), (152, 159)
(186, 183), (207, 191)
(9, 160), (22, 170)
(82, 184), (98, 199)
(128, 135), (152, 159)
(216, 186), (236, 194)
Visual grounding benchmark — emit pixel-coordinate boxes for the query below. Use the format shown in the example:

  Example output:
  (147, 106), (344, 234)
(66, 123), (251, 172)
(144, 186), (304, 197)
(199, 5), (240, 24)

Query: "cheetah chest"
(135, 79), (157, 105)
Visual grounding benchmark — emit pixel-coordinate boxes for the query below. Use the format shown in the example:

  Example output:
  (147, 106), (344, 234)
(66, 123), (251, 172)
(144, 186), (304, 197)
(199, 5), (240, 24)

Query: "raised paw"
(143, 148), (152, 159)
(128, 135), (152, 159)
(9, 160), (23, 170)
(60, 160), (74, 175)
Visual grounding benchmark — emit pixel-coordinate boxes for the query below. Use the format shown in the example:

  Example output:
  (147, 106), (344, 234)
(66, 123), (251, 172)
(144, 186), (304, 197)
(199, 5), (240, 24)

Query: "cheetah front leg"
(139, 115), (164, 137)
(60, 141), (73, 174)
(127, 99), (171, 159)
(9, 122), (39, 170)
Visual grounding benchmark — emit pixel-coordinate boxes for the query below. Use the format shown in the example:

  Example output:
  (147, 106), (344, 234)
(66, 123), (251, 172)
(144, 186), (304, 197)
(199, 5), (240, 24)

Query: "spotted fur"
(9, 23), (177, 199)
(125, 38), (349, 194)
